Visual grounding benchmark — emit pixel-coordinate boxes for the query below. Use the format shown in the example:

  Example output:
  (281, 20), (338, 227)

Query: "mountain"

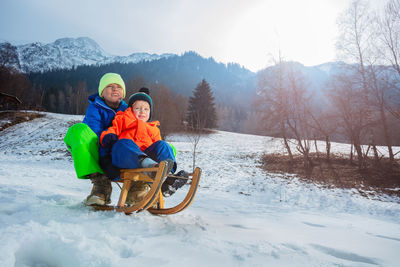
(0, 37), (174, 73)
(1, 37), (257, 106)
(0, 37), (342, 103)
(254, 60), (400, 108)
(257, 61), (344, 97)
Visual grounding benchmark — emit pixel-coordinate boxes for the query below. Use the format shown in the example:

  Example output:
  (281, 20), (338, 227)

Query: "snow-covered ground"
(0, 111), (399, 267)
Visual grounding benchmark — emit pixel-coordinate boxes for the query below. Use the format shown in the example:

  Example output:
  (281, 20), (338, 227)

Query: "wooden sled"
(92, 161), (202, 215)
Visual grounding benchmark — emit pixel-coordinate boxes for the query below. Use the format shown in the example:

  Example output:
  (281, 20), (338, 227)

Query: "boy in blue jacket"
(64, 73), (128, 206)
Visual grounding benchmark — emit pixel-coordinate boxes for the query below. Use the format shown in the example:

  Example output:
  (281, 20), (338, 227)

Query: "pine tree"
(186, 79), (217, 130)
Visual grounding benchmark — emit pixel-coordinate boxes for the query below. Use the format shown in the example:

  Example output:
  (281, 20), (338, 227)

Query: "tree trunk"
(303, 149), (313, 171)
(283, 135), (293, 163)
(370, 134), (379, 165)
(350, 143), (354, 164)
(314, 136), (320, 159)
(353, 138), (365, 169)
(281, 121), (293, 163)
(379, 104), (394, 162)
(325, 135), (331, 162)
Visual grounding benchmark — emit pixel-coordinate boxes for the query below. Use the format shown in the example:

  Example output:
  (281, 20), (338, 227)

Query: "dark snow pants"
(111, 139), (176, 173)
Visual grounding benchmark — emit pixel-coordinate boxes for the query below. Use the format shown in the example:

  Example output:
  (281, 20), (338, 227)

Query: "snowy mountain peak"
(52, 37), (108, 55)
(0, 37), (175, 73)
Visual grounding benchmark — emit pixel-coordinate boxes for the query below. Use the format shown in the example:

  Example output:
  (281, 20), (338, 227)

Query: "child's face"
(101, 83), (123, 107)
(132, 100), (150, 122)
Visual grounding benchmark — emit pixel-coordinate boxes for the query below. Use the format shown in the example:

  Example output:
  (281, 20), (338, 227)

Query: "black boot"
(161, 170), (189, 197)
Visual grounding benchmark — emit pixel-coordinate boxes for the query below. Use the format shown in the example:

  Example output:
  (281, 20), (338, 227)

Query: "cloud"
(0, 0), (352, 71)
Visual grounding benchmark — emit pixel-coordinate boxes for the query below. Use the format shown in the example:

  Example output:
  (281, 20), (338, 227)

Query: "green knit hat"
(98, 73), (126, 98)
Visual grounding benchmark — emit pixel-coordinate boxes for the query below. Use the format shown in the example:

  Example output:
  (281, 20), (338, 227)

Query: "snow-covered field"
(0, 111), (399, 267)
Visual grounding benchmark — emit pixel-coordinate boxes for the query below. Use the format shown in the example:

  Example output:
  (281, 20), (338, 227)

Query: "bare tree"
(378, 0), (400, 77)
(125, 76), (145, 98)
(368, 65), (395, 162)
(0, 65), (31, 106)
(174, 94), (188, 130)
(0, 42), (20, 69)
(71, 81), (88, 114)
(256, 53), (293, 163)
(64, 84), (73, 114)
(187, 110), (204, 173)
(284, 64), (314, 169)
(329, 73), (368, 168)
(376, 0), (400, 121)
(335, 0), (380, 167)
(308, 107), (338, 162)
(151, 83), (183, 137)
(257, 53), (316, 169)
(189, 133), (202, 173)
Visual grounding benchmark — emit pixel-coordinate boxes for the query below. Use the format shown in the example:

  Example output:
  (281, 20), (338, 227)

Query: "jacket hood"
(88, 93), (98, 104)
(88, 93), (127, 110)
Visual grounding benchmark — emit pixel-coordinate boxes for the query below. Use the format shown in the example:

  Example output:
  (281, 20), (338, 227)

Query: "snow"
(0, 112), (400, 267)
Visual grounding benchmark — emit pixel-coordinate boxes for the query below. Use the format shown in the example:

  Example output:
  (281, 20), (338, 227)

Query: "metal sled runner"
(92, 161), (202, 215)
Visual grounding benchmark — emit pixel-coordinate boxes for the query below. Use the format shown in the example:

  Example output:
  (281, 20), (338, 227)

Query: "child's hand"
(102, 133), (118, 149)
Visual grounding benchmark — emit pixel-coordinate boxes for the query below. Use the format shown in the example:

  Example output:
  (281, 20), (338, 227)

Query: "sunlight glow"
(223, 0), (346, 71)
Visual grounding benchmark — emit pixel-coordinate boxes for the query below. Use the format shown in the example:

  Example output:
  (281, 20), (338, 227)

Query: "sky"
(0, 0), (383, 72)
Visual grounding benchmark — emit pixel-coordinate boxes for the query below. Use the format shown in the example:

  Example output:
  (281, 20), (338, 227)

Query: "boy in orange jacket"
(100, 87), (177, 205)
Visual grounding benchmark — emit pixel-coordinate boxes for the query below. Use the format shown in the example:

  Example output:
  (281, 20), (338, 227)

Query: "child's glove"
(101, 133), (118, 149)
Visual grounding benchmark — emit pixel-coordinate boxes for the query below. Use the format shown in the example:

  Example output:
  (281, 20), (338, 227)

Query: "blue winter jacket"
(83, 94), (128, 158)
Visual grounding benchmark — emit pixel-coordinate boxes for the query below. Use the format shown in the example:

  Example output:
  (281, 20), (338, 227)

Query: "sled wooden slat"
(148, 167), (202, 215)
(119, 161), (167, 214)
(117, 178), (131, 207)
(91, 162), (201, 215)
(92, 162), (166, 214)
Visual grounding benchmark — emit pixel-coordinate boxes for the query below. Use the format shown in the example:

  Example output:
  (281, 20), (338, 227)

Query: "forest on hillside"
(0, 51), (258, 134)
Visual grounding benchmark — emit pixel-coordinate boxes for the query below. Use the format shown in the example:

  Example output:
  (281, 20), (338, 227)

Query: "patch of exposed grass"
(0, 111), (45, 131)
(260, 153), (400, 199)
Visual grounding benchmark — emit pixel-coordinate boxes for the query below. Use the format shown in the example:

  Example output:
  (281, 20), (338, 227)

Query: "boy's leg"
(64, 123), (104, 178)
(145, 141), (190, 197)
(125, 181), (150, 206)
(111, 139), (146, 169)
(85, 173), (112, 206)
(65, 123), (112, 205)
(99, 155), (120, 180)
(111, 139), (155, 206)
(144, 140), (177, 173)
(112, 139), (176, 205)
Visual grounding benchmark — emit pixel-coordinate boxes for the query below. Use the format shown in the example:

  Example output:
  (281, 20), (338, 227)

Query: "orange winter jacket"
(100, 107), (161, 151)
